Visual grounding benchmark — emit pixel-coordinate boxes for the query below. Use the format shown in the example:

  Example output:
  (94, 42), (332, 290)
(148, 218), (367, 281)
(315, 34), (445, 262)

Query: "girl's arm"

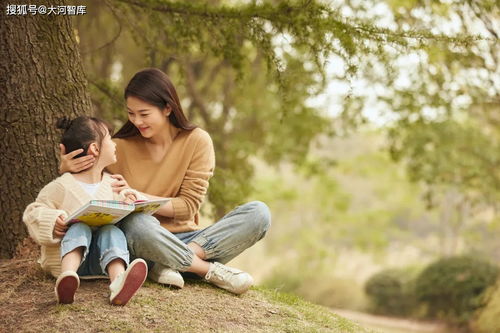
(23, 182), (68, 245)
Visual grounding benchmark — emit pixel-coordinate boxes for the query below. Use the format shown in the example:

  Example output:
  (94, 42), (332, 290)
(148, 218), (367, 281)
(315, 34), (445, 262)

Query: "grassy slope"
(0, 259), (372, 333)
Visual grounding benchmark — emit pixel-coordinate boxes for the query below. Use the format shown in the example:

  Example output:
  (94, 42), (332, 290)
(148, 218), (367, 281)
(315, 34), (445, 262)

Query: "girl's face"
(96, 128), (117, 167)
(126, 96), (169, 139)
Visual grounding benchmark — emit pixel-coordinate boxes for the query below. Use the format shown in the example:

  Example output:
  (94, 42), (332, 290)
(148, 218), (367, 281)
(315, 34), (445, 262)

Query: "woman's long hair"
(114, 68), (196, 138)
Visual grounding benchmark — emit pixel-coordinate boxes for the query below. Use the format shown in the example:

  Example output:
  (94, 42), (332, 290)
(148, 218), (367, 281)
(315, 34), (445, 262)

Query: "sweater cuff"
(38, 210), (67, 245)
(171, 198), (190, 220)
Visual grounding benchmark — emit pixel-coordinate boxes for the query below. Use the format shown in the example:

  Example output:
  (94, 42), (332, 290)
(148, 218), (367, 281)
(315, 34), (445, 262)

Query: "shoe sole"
(110, 260), (147, 306)
(56, 275), (79, 304)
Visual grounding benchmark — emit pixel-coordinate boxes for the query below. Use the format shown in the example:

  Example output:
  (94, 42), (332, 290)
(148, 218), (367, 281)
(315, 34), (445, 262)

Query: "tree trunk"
(0, 0), (92, 258)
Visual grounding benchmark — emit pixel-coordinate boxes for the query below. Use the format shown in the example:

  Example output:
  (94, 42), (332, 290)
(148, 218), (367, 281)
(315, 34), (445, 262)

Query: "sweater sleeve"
(23, 181), (68, 246)
(170, 130), (215, 220)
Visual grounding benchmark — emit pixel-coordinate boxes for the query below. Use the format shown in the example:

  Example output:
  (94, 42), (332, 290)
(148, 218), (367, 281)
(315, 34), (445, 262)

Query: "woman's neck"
(72, 165), (105, 184)
(146, 121), (176, 147)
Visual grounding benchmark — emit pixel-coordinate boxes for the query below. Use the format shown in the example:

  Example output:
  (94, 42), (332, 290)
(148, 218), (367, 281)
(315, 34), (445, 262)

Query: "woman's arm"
(137, 192), (175, 217)
(109, 174), (175, 217)
(167, 131), (215, 220)
(109, 174), (174, 217)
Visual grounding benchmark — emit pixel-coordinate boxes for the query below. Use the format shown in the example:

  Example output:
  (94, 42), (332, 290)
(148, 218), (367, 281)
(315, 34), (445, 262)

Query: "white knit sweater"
(23, 172), (144, 277)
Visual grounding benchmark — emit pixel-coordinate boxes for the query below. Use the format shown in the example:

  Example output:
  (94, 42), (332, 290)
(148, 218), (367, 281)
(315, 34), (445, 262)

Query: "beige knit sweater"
(23, 172), (142, 277)
(107, 127), (216, 233)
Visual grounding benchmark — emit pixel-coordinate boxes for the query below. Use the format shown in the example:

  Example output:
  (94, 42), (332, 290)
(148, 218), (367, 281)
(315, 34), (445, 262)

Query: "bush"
(472, 280), (500, 333)
(364, 268), (417, 316)
(415, 255), (499, 325)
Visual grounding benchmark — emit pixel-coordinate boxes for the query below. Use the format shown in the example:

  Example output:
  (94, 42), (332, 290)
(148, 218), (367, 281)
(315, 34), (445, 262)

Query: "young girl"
(23, 116), (148, 305)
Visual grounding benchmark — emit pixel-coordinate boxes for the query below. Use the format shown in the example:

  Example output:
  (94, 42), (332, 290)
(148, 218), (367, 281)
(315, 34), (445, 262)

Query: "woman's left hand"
(110, 174), (130, 193)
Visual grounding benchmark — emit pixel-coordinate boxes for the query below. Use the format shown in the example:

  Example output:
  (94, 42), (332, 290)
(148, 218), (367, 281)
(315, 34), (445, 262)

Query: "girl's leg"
(56, 223), (92, 304)
(61, 248), (84, 272)
(60, 223), (93, 270)
(93, 224), (129, 281)
(107, 259), (125, 282)
(179, 201), (271, 264)
(94, 225), (147, 306)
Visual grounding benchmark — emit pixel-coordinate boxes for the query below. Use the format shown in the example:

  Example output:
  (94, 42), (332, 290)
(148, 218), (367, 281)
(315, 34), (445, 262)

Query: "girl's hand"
(123, 193), (137, 204)
(110, 174), (130, 193)
(59, 144), (95, 174)
(53, 215), (68, 238)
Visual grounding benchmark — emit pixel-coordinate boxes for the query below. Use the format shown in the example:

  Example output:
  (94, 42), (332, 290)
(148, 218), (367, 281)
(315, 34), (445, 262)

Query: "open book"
(65, 199), (169, 227)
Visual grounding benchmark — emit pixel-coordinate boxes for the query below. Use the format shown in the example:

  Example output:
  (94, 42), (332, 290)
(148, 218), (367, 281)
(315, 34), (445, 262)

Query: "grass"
(0, 259), (374, 332)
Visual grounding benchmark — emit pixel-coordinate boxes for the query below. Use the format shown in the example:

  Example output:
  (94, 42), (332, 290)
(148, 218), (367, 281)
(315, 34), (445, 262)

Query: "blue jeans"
(119, 201), (271, 271)
(60, 223), (130, 276)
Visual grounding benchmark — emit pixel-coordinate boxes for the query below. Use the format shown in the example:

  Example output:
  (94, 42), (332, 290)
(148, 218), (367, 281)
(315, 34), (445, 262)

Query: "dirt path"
(332, 308), (450, 333)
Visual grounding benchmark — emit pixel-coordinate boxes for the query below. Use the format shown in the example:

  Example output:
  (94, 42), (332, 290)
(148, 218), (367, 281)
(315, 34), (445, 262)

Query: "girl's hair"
(56, 116), (113, 159)
(113, 68), (196, 138)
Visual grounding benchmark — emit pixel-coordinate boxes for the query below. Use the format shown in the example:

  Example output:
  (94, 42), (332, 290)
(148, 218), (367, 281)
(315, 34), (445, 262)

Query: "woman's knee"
(119, 213), (159, 238)
(248, 201), (271, 236)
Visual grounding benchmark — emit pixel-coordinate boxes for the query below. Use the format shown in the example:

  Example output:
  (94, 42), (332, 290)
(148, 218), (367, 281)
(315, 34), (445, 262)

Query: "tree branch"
(113, 0), (479, 44)
(80, 0), (123, 55)
(183, 61), (211, 127)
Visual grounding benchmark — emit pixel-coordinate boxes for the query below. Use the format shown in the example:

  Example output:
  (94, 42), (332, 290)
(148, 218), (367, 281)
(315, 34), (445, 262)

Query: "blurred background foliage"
(73, 0), (498, 331)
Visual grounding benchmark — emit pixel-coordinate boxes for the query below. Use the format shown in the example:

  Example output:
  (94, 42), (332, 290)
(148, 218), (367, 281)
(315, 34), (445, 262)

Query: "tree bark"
(0, 0), (92, 258)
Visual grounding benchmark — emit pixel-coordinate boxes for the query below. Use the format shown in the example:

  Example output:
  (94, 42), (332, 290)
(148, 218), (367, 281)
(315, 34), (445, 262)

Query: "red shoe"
(55, 271), (80, 304)
(109, 259), (148, 306)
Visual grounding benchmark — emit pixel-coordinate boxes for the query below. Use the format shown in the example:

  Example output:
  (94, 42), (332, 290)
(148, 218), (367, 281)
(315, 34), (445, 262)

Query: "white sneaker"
(148, 263), (184, 288)
(55, 270), (80, 304)
(204, 262), (254, 295)
(109, 259), (148, 306)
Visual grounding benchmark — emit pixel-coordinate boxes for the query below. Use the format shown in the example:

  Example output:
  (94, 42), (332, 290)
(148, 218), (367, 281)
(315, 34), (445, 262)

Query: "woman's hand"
(53, 215), (68, 238)
(59, 144), (95, 174)
(110, 174), (130, 193)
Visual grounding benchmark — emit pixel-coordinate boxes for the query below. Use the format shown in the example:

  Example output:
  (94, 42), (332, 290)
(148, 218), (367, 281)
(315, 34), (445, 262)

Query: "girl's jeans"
(118, 201), (271, 271)
(60, 223), (130, 276)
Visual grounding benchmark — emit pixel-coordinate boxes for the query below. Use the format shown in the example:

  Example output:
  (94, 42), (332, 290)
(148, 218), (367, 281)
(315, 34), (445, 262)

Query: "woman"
(60, 68), (271, 295)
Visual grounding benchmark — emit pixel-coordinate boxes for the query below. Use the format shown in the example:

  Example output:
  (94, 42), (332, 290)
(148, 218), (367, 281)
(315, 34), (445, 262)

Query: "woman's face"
(126, 96), (169, 139)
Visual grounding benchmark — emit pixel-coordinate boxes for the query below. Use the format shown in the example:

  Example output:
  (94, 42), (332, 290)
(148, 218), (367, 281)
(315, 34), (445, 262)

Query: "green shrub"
(471, 280), (500, 333)
(415, 255), (499, 325)
(364, 268), (417, 316)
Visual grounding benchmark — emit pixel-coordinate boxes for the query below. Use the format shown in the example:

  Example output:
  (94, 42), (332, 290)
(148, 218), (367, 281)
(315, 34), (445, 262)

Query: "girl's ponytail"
(56, 117), (73, 130)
